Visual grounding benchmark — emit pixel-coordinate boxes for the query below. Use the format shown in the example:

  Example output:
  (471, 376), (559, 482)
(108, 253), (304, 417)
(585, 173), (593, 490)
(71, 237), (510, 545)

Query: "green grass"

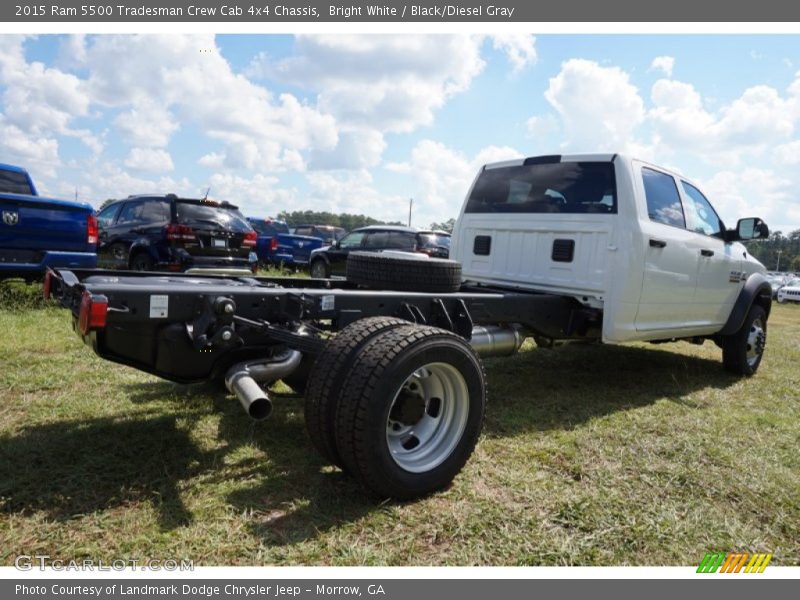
(0, 298), (798, 566)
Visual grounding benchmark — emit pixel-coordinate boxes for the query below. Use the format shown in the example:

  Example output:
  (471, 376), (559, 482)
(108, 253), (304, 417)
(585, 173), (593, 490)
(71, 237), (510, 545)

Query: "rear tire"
(303, 317), (410, 468)
(130, 252), (155, 272)
(722, 304), (767, 376)
(346, 252), (461, 293)
(310, 259), (329, 279)
(334, 324), (487, 500)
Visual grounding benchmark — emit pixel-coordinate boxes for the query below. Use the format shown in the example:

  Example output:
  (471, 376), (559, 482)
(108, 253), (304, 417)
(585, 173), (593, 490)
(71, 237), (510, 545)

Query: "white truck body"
(451, 153), (767, 344)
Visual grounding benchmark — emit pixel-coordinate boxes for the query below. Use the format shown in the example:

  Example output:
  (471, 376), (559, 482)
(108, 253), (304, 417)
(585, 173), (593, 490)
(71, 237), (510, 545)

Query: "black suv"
(308, 225), (451, 278)
(96, 194), (258, 272)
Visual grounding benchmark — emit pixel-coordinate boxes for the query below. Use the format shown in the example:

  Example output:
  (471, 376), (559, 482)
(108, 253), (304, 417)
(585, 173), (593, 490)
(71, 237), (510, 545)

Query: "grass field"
(0, 294), (798, 566)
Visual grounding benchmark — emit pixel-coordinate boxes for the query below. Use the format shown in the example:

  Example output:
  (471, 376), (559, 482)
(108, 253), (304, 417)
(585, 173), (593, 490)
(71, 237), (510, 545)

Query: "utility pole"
(776, 249), (783, 272)
(408, 198), (413, 227)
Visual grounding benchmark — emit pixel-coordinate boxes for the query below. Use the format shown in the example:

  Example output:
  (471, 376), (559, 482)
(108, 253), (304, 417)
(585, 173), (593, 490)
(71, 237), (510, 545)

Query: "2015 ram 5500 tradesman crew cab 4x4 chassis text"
(48, 154), (772, 499)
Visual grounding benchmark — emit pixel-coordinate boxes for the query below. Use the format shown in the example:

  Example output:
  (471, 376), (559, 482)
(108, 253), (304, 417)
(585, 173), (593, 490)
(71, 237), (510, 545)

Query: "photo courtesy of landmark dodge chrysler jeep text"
(47, 154), (772, 500)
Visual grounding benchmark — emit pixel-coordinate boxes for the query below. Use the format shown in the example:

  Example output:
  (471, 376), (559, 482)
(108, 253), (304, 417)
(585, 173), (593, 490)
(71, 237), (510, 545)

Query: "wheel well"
(753, 288), (772, 319)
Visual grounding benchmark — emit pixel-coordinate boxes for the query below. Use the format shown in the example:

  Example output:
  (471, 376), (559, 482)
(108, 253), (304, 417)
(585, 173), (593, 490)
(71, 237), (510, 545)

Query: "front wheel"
(722, 304), (767, 376)
(310, 259), (328, 279)
(334, 324), (487, 500)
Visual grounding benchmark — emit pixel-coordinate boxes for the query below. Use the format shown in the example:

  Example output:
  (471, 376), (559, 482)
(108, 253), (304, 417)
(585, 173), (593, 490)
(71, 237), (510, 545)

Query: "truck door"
(634, 166), (701, 332)
(679, 180), (742, 326)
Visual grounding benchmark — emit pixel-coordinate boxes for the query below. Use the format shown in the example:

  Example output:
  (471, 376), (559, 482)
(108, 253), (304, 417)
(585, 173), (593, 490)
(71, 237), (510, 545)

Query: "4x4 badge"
(2, 210), (19, 226)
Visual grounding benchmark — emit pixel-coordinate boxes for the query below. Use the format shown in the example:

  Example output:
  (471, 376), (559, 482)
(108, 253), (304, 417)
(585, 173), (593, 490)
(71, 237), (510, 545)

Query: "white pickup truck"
(451, 153), (771, 375)
(49, 153), (772, 499)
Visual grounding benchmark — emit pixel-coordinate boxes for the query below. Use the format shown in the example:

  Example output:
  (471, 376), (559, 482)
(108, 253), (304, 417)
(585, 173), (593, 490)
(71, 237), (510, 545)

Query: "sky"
(1, 33), (799, 232)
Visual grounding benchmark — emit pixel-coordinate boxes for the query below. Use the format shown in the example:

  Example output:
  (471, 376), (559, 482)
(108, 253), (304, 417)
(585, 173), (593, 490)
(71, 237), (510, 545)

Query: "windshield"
(0, 168), (34, 195)
(465, 161), (617, 214)
(176, 200), (252, 232)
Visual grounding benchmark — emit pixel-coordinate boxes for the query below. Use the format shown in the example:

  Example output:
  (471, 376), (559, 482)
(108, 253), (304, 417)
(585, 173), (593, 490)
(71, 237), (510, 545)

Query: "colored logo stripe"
(697, 552), (772, 573)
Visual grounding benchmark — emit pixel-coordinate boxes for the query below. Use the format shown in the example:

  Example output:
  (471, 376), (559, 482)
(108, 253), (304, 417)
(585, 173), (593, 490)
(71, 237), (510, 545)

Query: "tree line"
(277, 210), (403, 231)
(746, 229), (800, 272)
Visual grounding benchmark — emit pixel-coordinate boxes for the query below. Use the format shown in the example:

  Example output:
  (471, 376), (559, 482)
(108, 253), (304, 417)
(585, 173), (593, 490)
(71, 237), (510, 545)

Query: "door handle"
(649, 239), (667, 248)
(700, 249), (715, 257)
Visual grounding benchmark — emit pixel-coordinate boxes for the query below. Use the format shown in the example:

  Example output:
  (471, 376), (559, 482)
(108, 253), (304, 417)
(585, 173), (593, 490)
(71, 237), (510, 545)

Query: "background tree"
(428, 218), (456, 233)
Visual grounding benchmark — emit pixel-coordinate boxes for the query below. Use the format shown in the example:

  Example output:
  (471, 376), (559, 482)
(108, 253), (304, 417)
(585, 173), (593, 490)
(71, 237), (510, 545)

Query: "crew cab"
(247, 217), (325, 266)
(96, 194), (258, 273)
(0, 163), (97, 276)
(47, 153), (771, 501)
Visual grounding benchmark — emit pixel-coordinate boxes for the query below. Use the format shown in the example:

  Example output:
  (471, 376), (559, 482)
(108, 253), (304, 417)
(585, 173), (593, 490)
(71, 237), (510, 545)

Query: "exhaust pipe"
(470, 325), (525, 357)
(224, 350), (302, 420)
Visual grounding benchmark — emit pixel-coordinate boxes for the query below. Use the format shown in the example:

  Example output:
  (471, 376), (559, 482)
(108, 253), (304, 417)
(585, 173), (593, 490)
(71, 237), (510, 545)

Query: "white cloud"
(261, 35), (485, 135)
(0, 117), (60, 177)
(309, 130), (386, 170)
(544, 59), (645, 152)
(649, 79), (796, 163)
(773, 140), (800, 165)
(387, 140), (523, 227)
(305, 169), (408, 222)
(124, 147), (175, 173)
(492, 34), (537, 72)
(701, 168), (797, 233)
(526, 114), (559, 139)
(114, 102), (179, 148)
(82, 34), (338, 172)
(204, 172), (296, 217)
(649, 56), (675, 77)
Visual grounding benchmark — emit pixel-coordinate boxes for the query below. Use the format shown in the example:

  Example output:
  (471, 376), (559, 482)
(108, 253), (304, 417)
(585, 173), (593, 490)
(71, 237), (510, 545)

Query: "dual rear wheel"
(303, 317), (487, 500)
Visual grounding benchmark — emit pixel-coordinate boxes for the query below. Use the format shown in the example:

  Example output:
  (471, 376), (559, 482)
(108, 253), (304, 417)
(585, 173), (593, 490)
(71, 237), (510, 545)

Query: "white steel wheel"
(385, 363), (469, 473)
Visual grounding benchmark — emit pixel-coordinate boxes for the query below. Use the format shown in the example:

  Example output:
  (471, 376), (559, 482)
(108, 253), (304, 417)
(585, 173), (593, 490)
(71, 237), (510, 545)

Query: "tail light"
(269, 237), (278, 252)
(78, 291), (108, 335)
(166, 223), (196, 241)
(43, 270), (54, 300)
(243, 231), (258, 248)
(87, 214), (98, 245)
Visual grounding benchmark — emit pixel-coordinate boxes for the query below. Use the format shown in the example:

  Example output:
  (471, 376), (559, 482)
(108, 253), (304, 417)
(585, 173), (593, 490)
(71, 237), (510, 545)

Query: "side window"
(338, 232), (365, 249)
(390, 231), (416, 250)
(681, 181), (723, 237)
(295, 227), (311, 236)
(97, 203), (121, 227)
(642, 168), (685, 228)
(364, 231), (390, 249)
(139, 199), (171, 223)
(116, 201), (145, 224)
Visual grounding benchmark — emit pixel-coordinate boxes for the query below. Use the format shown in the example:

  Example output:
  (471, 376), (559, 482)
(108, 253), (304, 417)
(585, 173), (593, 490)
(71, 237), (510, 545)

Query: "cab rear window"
(0, 169), (34, 195)
(464, 162), (617, 214)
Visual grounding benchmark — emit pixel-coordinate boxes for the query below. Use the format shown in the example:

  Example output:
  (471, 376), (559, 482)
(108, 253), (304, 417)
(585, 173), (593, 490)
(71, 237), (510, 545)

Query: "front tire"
(310, 259), (328, 279)
(722, 304), (767, 376)
(334, 325), (487, 500)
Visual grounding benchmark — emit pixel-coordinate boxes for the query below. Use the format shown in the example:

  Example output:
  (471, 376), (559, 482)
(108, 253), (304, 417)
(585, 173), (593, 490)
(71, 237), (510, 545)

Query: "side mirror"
(735, 217), (769, 241)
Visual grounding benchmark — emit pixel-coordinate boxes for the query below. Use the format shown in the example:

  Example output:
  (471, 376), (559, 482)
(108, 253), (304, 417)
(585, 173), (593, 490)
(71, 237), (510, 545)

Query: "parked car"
(96, 194), (257, 272)
(416, 230), (451, 258)
(308, 225), (447, 278)
(0, 163), (97, 277)
(247, 217), (326, 267)
(777, 279), (800, 303)
(292, 224), (346, 245)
